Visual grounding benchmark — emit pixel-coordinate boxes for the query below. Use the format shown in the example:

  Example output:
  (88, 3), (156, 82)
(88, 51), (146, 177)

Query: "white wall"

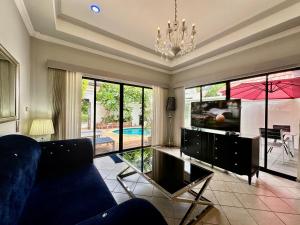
(0, 0), (31, 135)
(30, 38), (170, 119)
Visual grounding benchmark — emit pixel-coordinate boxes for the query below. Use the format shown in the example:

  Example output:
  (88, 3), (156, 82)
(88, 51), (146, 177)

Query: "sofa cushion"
(0, 135), (41, 225)
(19, 164), (117, 225)
(38, 139), (93, 179)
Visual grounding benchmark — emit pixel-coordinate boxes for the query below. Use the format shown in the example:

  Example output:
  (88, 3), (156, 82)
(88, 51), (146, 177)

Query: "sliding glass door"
(184, 68), (300, 179)
(230, 76), (266, 168)
(143, 88), (153, 146)
(123, 85), (143, 149)
(81, 79), (95, 142)
(81, 78), (152, 155)
(266, 70), (300, 177)
(95, 81), (120, 155)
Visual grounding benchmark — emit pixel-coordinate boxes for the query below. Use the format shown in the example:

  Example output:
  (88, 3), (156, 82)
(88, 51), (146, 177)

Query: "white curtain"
(48, 68), (82, 140)
(151, 86), (168, 146)
(173, 87), (185, 146)
(65, 71), (82, 139)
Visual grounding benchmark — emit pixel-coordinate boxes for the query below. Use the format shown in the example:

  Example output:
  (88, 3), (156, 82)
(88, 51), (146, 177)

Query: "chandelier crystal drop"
(155, 0), (197, 59)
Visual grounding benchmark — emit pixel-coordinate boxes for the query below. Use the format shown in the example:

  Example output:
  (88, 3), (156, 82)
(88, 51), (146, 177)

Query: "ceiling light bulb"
(90, 4), (101, 13)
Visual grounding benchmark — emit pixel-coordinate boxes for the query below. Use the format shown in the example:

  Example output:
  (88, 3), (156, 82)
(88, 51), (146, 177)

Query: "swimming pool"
(113, 128), (151, 136)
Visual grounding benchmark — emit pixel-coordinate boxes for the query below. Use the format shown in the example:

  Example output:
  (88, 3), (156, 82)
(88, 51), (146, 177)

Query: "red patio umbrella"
(226, 77), (300, 100)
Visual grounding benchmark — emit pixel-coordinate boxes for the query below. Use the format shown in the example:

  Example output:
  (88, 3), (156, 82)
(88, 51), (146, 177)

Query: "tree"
(96, 83), (143, 123)
(204, 83), (225, 97)
(81, 79), (90, 122)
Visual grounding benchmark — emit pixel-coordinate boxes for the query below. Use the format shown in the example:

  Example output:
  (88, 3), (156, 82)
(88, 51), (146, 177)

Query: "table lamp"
(29, 119), (54, 141)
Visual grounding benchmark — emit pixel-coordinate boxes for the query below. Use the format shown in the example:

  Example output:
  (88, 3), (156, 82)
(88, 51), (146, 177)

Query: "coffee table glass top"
(117, 148), (213, 196)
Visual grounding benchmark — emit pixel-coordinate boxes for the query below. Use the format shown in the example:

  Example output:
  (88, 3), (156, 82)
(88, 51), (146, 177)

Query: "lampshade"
(29, 119), (54, 136)
(166, 97), (176, 111)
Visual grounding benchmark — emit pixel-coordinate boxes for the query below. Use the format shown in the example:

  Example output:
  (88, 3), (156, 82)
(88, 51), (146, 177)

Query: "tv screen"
(191, 100), (241, 132)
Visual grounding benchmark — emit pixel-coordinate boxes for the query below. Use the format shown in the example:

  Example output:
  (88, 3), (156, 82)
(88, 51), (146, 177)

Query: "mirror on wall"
(0, 44), (18, 124)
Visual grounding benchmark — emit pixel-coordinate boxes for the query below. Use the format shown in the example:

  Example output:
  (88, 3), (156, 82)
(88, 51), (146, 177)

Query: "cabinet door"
(229, 137), (251, 174)
(199, 132), (213, 164)
(213, 134), (228, 168)
(181, 129), (199, 157)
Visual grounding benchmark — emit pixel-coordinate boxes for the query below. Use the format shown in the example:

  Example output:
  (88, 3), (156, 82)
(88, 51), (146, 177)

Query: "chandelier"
(155, 0), (197, 59)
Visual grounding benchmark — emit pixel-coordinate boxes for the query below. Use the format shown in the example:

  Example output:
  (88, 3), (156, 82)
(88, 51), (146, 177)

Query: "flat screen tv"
(191, 100), (241, 132)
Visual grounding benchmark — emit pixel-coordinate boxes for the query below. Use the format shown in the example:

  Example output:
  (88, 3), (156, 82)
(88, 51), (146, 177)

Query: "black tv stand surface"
(180, 127), (260, 185)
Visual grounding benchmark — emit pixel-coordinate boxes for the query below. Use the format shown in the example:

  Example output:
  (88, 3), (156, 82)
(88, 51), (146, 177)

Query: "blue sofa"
(0, 135), (167, 225)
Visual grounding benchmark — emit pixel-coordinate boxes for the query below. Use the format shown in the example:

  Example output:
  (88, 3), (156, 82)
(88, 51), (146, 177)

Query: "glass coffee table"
(116, 148), (214, 225)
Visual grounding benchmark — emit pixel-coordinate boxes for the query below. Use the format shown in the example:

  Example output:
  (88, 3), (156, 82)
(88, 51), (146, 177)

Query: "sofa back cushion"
(0, 135), (41, 225)
(38, 138), (93, 178)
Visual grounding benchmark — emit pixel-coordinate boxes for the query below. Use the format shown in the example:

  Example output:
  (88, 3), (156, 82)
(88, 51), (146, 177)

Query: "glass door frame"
(184, 67), (300, 181)
(82, 76), (152, 157)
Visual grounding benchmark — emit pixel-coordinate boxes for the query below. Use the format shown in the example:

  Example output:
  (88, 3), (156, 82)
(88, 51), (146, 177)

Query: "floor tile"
(150, 197), (174, 218)
(213, 191), (243, 207)
(247, 209), (285, 225)
(276, 213), (300, 225)
(259, 196), (297, 213)
(235, 193), (270, 210)
(282, 198), (300, 214)
(133, 183), (154, 196)
(222, 206), (257, 225)
(104, 179), (118, 192)
(113, 181), (136, 194)
(172, 201), (190, 219)
(198, 205), (230, 225)
(209, 180), (232, 192)
(112, 192), (130, 204)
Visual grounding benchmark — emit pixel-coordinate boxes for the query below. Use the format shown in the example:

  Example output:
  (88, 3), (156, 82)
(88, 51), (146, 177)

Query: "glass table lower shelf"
(116, 147), (214, 225)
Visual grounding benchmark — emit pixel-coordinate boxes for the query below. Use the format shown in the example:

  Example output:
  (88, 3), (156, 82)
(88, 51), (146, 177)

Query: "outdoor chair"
(259, 128), (293, 159)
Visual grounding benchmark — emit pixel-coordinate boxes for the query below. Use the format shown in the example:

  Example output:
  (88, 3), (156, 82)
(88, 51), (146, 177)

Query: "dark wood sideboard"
(180, 127), (260, 184)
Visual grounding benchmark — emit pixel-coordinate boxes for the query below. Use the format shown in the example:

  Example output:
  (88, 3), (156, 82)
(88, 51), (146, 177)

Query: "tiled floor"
(94, 147), (300, 225)
(259, 143), (298, 177)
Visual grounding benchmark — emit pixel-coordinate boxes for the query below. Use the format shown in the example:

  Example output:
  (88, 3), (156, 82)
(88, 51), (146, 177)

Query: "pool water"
(113, 128), (151, 136)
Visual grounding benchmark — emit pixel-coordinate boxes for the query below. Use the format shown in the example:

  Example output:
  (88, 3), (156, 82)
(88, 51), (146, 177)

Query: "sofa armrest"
(76, 198), (168, 225)
(38, 138), (93, 178)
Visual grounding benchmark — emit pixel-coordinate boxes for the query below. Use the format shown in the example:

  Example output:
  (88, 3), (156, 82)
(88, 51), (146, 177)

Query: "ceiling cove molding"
(15, 0), (300, 75)
(14, 0), (172, 74)
(14, 0), (35, 35)
(172, 25), (300, 74)
(34, 32), (172, 74)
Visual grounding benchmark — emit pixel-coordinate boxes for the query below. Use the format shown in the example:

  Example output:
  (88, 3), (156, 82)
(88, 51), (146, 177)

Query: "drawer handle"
(234, 163), (238, 166)
(234, 152), (238, 155)
(197, 142), (199, 145)
(234, 141), (238, 144)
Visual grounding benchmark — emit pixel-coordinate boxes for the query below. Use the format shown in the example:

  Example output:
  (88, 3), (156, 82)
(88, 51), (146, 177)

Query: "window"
(184, 87), (200, 127)
(202, 83), (226, 102)
(81, 78), (152, 155)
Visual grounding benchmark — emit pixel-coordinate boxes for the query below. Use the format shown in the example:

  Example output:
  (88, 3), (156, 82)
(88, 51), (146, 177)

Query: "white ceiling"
(19, 0), (300, 73)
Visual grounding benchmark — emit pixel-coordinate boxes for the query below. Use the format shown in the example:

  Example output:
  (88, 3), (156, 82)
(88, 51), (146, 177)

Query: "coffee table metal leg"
(116, 166), (137, 198)
(179, 177), (213, 225)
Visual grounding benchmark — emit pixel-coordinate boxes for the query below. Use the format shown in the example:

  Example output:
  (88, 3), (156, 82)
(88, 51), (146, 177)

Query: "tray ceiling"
(20, 0), (300, 73)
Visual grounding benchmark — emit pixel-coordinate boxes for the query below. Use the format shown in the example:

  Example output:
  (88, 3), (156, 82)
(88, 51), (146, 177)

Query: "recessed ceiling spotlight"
(90, 4), (101, 13)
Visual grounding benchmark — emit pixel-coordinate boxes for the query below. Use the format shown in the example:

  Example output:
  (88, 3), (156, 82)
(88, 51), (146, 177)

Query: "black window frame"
(81, 76), (152, 157)
(184, 66), (300, 181)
